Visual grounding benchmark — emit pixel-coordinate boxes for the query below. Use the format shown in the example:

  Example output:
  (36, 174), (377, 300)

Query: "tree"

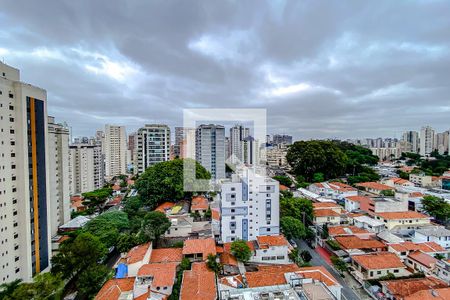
(206, 254), (222, 274)
(230, 240), (252, 263)
(123, 196), (144, 218)
(380, 189), (395, 197)
(135, 159), (210, 208)
(273, 175), (293, 187)
(300, 250), (312, 262)
(280, 197), (313, 222)
(280, 217), (306, 240)
(117, 233), (137, 253)
(83, 211), (130, 248)
(321, 224), (329, 239)
(330, 256), (347, 273)
(422, 195), (450, 224)
(51, 233), (107, 280)
(4, 273), (63, 300)
(82, 187), (113, 210)
(77, 265), (111, 299)
(140, 211), (171, 243)
(204, 206), (212, 220)
(312, 173), (325, 183)
(0, 280), (21, 300)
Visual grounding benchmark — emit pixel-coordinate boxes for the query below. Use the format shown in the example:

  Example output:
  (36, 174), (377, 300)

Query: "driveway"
(296, 239), (371, 300)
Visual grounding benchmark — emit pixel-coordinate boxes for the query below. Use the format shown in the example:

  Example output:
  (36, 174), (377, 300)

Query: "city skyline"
(1, 1), (449, 139)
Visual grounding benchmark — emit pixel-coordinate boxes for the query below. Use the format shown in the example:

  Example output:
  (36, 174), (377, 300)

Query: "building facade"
(420, 126), (435, 157)
(402, 131), (419, 153)
(0, 62), (51, 283)
(196, 124), (225, 180)
(104, 124), (127, 179)
(136, 124), (170, 174)
(229, 124), (249, 164)
(69, 142), (103, 194)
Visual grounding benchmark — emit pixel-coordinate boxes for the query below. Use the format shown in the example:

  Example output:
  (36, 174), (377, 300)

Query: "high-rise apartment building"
(47, 116), (71, 236)
(0, 62), (51, 283)
(272, 134), (292, 145)
(128, 132), (136, 171)
(104, 124), (127, 179)
(196, 124), (225, 180)
(136, 124), (170, 174)
(220, 168), (280, 242)
(420, 126), (435, 157)
(229, 124), (250, 163)
(179, 127), (195, 159)
(402, 131), (419, 153)
(69, 141), (104, 194)
(435, 131), (449, 155)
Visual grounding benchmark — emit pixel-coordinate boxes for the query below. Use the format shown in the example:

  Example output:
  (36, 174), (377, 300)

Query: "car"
(289, 239), (297, 248)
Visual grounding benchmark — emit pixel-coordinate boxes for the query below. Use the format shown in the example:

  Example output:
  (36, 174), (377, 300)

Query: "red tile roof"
(191, 196), (209, 211)
(296, 266), (340, 287)
(314, 209), (340, 217)
(329, 182), (357, 192)
(404, 287), (450, 300)
(356, 182), (394, 191)
(345, 196), (371, 203)
(352, 252), (405, 270)
(389, 241), (445, 253)
(182, 238), (216, 258)
(137, 263), (178, 287)
(149, 248), (183, 263)
(335, 236), (385, 250)
(408, 251), (438, 268)
(180, 262), (216, 300)
(256, 235), (289, 248)
(381, 277), (448, 299)
(376, 211), (430, 220)
(246, 264), (300, 288)
(95, 278), (135, 300)
(127, 242), (152, 264)
(112, 184), (121, 191)
(279, 184), (289, 191)
(313, 202), (341, 209)
(154, 202), (175, 213)
(328, 226), (370, 236)
(220, 252), (238, 266)
(211, 208), (220, 221)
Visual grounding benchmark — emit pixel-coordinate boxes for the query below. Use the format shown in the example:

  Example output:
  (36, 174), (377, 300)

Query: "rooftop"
(59, 216), (90, 229)
(375, 211), (430, 220)
(296, 266), (340, 287)
(416, 226), (450, 237)
(182, 238), (216, 258)
(137, 262), (178, 287)
(352, 252), (405, 270)
(345, 195), (372, 202)
(246, 264), (300, 288)
(356, 182), (395, 191)
(127, 242), (151, 264)
(335, 236), (385, 250)
(404, 287), (450, 300)
(353, 215), (385, 227)
(408, 251), (437, 268)
(314, 209), (340, 217)
(389, 241), (445, 253)
(191, 195), (209, 211)
(381, 277), (448, 299)
(95, 278), (135, 300)
(180, 262), (216, 300)
(312, 202), (341, 209)
(328, 226), (370, 236)
(149, 248), (183, 263)
(154, 202), (175, 213)
(256, 235), (289, 248)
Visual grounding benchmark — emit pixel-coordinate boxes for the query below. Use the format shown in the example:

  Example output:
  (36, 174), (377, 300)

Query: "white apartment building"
(220, 168), (280, 242)
(178, 127), (195, 159)
(196, 124), (225, 180)
(229, 124), (249, 164)
(69, 142), (103, 194)
(136, 124), (170, 174)
(420, 126), (435, 156)
(0, 62), (52, 283)
(266, 143), (288, 168)
(435, 131), (449, 155)
(47, 116), (71, 236)
(104, 124), (127, 179)
(402, 131), (419, 153)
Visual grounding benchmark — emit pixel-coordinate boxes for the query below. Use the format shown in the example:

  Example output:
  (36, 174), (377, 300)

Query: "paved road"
(296, 239), (368, 300)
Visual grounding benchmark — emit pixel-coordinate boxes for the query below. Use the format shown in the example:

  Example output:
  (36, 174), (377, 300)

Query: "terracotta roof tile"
(182, 238), (216, 259)
(95, 278), (135, 300)
(246, 264), (300, 288)
(296, 266), (340, 287)
(149, 248), (183, 263)
(256, 235), (289, 247)
(404, 287), (450, 300)
(220, 252), (238, 266)
(335, 236), (385, 250)
(154, 202), (175, 213)
(381, 277), (448, 299)
(137, 263), (178, 287)
(328, 226), (370, 236)
(127, 242), (152, 264)
(180, 262), (216, 300)
(314, 209), (340, 217)
(329, 182), (357, 192)
(279, 184), (289, 191)
(191, 196), (209, 211)
(389, 241), (445, 253)
(356, 182), (394, 191)
(345, 196), (371, 203)
(408, 251), (438, 268)
(211, 208), (220, 221)
(376, 211), (430, 220)
(352, 252), (405, 270)
(313, 202), (341, 209)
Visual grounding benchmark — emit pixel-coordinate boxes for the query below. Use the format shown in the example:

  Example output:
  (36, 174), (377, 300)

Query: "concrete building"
(127, 132), (136, 171)
(175, 127), (195, 159)
(266, 143), (289, 168)
(413, 226), (450, 249)
(47, 116), (71, 236)
(229, 124), (249, 164)
(220, 167), (280, 242)
(69, 142), (103, 194)
(196, 124), (225, 180)
(435, 131), (449, 155)
(402, 130), (419, 153)
(104, 124), (127, 179)
(420, 126), (435, 156)
(0, 62), (51, 283)
(136, 124), (170, 174)
(272, 134), (292, 145)
(351, 252), (409, 282)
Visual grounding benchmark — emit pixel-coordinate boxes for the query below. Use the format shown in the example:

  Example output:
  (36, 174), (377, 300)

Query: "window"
(377, 271), (381, 274)
(9, 93), (13, 99)
(393, 269), (399, 273)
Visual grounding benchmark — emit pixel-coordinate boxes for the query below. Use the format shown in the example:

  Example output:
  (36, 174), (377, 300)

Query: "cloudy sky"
(1, 0), (449, 140)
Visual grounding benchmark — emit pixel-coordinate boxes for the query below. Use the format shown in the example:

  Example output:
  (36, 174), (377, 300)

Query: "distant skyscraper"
(47, 116), (71, 236)
(420, 126), (435, 156)
(0, 62), (51, 283)
(136, 124), (170, 174)
(104, 125), (127, 178)
(402, 131), (419, 153)
(128, 132), (137, 170)
(179, 127), (196, 159)
(229, 124), (250, 163)
(174, 127), (184, 158)
(435, 131), (449, 155)
(196, 124), (225, 180)
(69, 141), (104, 194)
(272, 134), (292, 145)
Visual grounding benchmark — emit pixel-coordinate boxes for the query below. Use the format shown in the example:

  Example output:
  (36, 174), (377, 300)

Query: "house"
(435, 259), (450, 284)
(405, 251), (438, 275)
(294, 266), (342, 300)
(410, 173), (442, 188)
(327, 225), (372, 239)
(374, 211), (431, 231)
(351, 252), (409, 282)
(95, 278), (135, 300)
(308, 182), (358, 200)
(182, 238), (216, 261)
(70, 195), (86, 212)
(134, 262), (178, 299)
(180, 262), (217, 300)
(380, 277), (448, 300)
(58, 216), (90, 233)
(191, 195), (209, 215)
(154, 202), (175, 214)
(403, 287), (450, 300)
(352, 215), (386, 233)
(149, 248), (183, 264)
(335, 235), (386, 252)
(382, 177), (415, 188)
(313, 202), (344, 225)
(126, 242), (153, 277)
(413, 226), (450, 250)
(388, 241), (447, 260)
(245, 264), (301, 288)
(344, 196), (371, 212)
(355, 182), (395, 195)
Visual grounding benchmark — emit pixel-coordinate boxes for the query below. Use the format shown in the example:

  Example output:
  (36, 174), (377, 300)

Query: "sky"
(1, 0), (450, 140)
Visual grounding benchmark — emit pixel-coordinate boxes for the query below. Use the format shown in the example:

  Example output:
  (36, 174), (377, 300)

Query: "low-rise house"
(58, 215), (90, 233)
(335, 235), (386, 253)
(154, 202), (175, 214)
(309, 182), (358, 200)
(70, 195), (86, 212)
(313, 202), (344, 225)
(134, 262), (178, 299)
(352, 215), (386, 233)
(405, 251), (438, 275)
(95, 278), (135, 300)
(374, 211), (431, 231)
(382, 177), (415, 188)
(413, 226), (450, 250)
(403, 287), (450, 300)
(351, 252), (409, 282)
(380, 277), (448, 300)
(435, 259), (450, 284)
(211, 208), (221, 240)
(182, 238), (216, 261)
(410, 173), (442, 188)
(191, 195), (209, 215)
(180, 262), (217, 300)
(328, 225), (372, 239)
(355, 182), (395, 195)
(149, 248), (183, 264)
(126, 242), (153, 277)
(388, 241), (447, 260)
(344, 196), (371, 212)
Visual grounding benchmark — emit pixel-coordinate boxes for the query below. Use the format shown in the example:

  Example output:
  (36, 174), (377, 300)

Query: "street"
(295, 239), (371, 300)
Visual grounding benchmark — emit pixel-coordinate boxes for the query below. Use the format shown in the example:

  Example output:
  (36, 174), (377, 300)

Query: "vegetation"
(83, 211), (130, 248)
(400, 151), (450, 175)
(81, 187), (113, 211)
(0, 273), (63, 300)
(169, 258), (191, 300)
(330, 256), (347, 273)
(139, 211), (172, 243)
(300, 250), (312, 262)
(280, 216), (306, 240)
(367, 272), (425, 286)
(326, 240), (341, 251)
(230, 240), (252, 263)
(135, 158), (210, 209)
(280, 197), (313, 224)
(77, 265), (111, 299)
(421, 195), (450, 225)
(273, 175), (293, 187)
(321, 224), (329, 239)
(380, 189), (395, 197)
(206, 254), (222, 274)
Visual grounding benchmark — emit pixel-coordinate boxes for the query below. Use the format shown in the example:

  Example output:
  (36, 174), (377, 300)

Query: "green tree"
(380, 189), (395, 197)
(313, 173), (325, 183)
(82, 187), (113, 210)
(330, 256), (347, 273)
(321, 224), (329, 239)
(123, 197), (144, 218)
(280, 197), (313, 222)
(280, 216), (306, 240)
(300, 250), (312, 262)
(51, 233), (107, 280)
(204, 206), (212, 220)
(117, 233), (137, 253)
(77, 265), (111, 299)
(206, 254), (222, 274)
(83, 211), (130, 248)
(4, 273), (63, 300)
(0, 280), (21, 300)
(273, 175), (293, 187)
(135, 159), (210, 208)
(140, 211), (171, 243)
(422, 195), (450, 224)
(230, 240), (252, 263)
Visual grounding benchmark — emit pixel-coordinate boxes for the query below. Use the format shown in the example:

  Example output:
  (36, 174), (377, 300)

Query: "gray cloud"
(1, 0), (449, 140)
